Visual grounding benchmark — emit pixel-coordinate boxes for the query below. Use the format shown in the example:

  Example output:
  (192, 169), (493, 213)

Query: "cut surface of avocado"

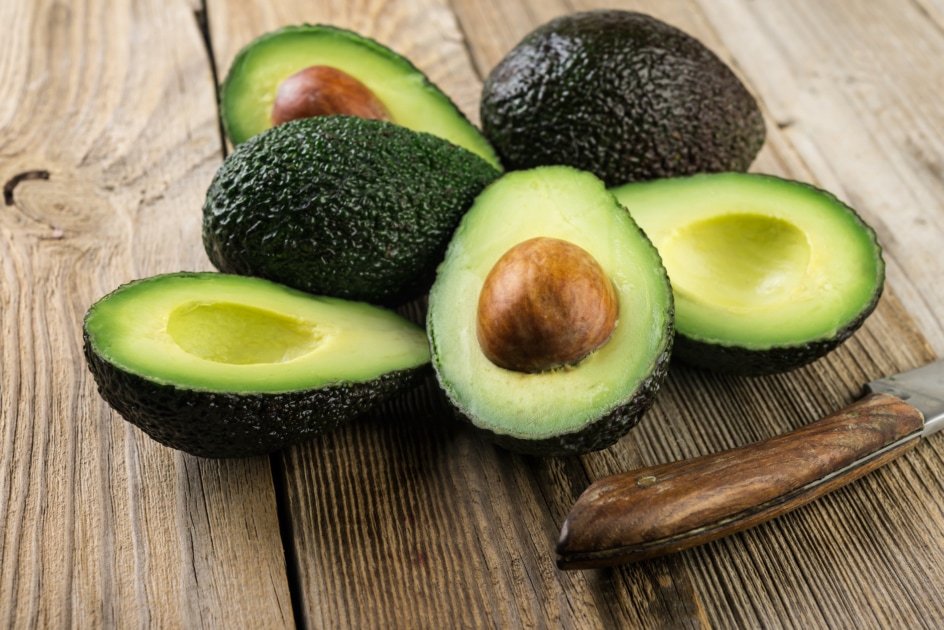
(428, 166), (674, 456)
(83, 272), (430, 457)
(612, 172), (884, 374)
(221, 23), (500, 168)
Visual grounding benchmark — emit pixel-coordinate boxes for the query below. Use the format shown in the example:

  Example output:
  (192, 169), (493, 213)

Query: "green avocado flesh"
(611, 172), (885, 375)
(480, 10), (765, 187)
(221, 23), (500, 168)
(202, 115), (500, 305)
(83, 272), (430, 458)
(428, 166), (674, 455)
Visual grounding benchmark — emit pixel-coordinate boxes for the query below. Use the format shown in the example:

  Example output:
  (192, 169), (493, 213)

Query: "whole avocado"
(202, 115), (500, 305)
(480, 10), (766, 186)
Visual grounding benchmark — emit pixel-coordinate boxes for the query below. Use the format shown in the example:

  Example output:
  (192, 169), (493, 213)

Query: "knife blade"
(556, 359), (944, 570)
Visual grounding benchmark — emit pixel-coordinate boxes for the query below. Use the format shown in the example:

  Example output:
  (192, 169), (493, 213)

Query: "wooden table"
(3, 0), (944, 627)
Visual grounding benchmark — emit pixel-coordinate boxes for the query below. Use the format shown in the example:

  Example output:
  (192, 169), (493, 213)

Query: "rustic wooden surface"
(2, 0), (944, 627)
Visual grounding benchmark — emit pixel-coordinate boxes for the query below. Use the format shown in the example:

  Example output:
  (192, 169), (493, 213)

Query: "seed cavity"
(167, 302), (323, 365)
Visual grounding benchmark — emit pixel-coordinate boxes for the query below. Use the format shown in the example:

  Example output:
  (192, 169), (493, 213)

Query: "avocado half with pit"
(221, 23), (500, 169)
(480, 10), (765, 187)
(428, 166), (674, 456)
(611, 172), (885, 375)
(83, 272), (430, 458)
(203, 115), (500, 305)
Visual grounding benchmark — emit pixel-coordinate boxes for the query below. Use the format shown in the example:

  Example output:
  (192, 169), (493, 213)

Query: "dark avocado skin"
(480, 10), (766, 187)
(203, 115), (500, 305)
(674, 283), (884, 376)
(84, 329), (431, 458)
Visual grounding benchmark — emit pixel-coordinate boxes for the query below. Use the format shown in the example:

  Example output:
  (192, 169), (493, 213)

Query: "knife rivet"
(637, 475), (658, 488)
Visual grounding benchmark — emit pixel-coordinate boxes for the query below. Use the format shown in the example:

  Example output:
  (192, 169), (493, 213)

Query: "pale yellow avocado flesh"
(222, 26), (500, 168)
(85, 273), (430, 393)
(428, 166), (673, 438)
(612, 173), (883, 348)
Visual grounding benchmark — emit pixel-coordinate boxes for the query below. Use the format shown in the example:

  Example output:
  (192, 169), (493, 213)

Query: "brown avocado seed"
(271, 65), (391, 126)
(476, 236), (619, 373)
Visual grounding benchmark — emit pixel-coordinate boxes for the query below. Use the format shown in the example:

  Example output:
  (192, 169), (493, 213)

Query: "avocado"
(480, 10), (765, 187)
(611, 172), (885, 375)
(427, 166), (674, 456)
(202, 115), (501, 305)
(83, 272), (431, 458)
(220, 23), (500, 169)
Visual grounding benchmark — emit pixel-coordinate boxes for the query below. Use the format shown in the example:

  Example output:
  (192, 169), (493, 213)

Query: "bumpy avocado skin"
(202, 116), (500, 305)
(480, 10), (765, 187)
(83, 330), (430, 458)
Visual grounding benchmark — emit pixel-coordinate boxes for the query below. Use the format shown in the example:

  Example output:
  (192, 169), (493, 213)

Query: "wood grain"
(3, 0), (944, 627)
(202, 0), (944, 627)
(0, 0), (291, 626)
(700, 0), (944, 357)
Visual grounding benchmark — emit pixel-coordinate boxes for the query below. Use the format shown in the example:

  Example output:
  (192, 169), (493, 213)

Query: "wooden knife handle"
(556, 392), (924, 570)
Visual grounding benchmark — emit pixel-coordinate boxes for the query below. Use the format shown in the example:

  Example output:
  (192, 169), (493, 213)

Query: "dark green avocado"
(83, 272), (431, 458)
(202, 115), (501, 305)
(221, 23), (500, 169)
(611, 172), (885, 375)
(427, 166), (674, 456)
(480, 10), (765, 187)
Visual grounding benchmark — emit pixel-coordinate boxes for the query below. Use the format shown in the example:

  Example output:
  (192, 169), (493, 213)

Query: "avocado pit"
(476, 236), (619, 373)
(271, 65), (391, 126)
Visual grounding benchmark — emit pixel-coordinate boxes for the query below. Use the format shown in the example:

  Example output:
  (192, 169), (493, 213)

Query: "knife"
(556, 359), (944, 570)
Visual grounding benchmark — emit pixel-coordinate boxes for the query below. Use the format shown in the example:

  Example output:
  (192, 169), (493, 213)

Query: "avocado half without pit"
(612, 172), (885, 375)
(83, 272), (430, 458)
(428, 166), (675, 456)
(220, 23), (500, 169)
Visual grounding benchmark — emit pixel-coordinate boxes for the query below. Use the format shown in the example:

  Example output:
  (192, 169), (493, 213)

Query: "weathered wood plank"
(7, 0), (943, 626)
(0, 0), (292, 626)
(700, 0), (944, 358)
(210, 0), (944, 627)
(204, 1), (704, 626)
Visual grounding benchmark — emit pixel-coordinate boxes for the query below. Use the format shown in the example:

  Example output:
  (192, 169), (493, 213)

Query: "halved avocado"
(427, 166), (674, 456)
(83, 272), (430, 458)
(221, 23), (500, 169)
(611, 172), (885, 375)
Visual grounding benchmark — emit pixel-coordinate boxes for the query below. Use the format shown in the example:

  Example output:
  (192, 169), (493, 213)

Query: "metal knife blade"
(556, 359), (944, 570)
(866, 359), (944, 437)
